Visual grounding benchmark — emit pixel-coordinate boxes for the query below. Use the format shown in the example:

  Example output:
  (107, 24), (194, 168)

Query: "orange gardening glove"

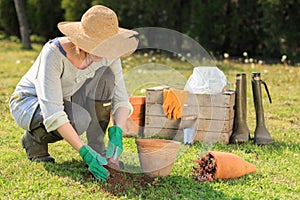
(162, 89), (188, 120)
(170, 89), (188, 120)
(162, 89), (174, 119)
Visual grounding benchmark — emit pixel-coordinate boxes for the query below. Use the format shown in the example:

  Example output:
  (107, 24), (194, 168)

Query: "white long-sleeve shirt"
(10, 40), (132, 132)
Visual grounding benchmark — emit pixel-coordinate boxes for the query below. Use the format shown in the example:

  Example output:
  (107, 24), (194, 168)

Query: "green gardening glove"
(106, 126), (123, 159)
(79, 145), (109, 182)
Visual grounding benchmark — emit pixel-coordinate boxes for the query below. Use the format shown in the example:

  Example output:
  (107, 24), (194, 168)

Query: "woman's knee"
(64, 101), (91, 135)
(88, 67), (115, 100)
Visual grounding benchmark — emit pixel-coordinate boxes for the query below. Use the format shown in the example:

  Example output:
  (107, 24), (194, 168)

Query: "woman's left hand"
(106, 126), (123, 160)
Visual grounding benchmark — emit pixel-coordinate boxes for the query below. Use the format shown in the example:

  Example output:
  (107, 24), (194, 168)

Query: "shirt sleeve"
(109, 59), (133, 116)
(34, 46), (69, 132)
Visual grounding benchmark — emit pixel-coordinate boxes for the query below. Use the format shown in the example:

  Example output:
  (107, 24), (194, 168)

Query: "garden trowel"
(107, 146), (124, 170)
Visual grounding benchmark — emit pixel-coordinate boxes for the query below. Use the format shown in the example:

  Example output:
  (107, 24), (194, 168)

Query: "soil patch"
(193, 152), (216, 182)
(83, 166), (156, 196)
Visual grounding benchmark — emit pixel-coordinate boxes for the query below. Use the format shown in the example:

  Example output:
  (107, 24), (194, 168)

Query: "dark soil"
(192, 152), (216, 182)
(83, 165), (156, 197)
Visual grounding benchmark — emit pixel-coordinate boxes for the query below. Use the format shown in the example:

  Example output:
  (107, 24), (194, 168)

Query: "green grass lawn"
(0, 39), (299, 199)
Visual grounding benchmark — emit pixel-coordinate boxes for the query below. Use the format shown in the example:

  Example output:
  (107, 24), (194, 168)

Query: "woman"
(9, 5), (138, 182)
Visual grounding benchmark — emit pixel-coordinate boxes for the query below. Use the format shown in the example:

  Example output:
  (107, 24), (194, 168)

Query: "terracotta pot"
(130, 96), (146, 123)
(208, 151), (256, 179)
(124, 96), (146, 136)
(135, 138), (181, 177)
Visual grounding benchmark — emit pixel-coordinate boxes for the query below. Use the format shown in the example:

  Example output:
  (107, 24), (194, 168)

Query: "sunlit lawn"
(0, 39), (299, 199)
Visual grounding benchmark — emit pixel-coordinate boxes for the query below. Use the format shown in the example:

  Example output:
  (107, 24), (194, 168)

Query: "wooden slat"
(146, 103), (234, 120)
(142, 127), (231, 144)
(146, 88), (235, 107)
(146, 85), (169, 104)
(193, 130), (231, 144)
(196, 118), (234, 132)
(144, 115), (233, 132)
(145, 115), (181, 129)
(142, 127), (179, 138)
(146, 85), (170, 91)
(185, 92), (235, 107)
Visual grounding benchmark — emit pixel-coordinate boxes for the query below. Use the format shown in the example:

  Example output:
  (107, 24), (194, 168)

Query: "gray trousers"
(30, 66), (115, 154)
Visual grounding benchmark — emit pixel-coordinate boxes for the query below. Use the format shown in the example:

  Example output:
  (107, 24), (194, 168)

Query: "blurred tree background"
(0, 0), (299, 63)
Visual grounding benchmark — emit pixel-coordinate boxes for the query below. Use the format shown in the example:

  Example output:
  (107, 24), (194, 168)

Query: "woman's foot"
(21, 131), (55, 163)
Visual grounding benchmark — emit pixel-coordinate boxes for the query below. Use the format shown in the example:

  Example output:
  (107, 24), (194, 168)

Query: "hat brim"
(90, 29), (139, 58)
(57, 22), (139, 58)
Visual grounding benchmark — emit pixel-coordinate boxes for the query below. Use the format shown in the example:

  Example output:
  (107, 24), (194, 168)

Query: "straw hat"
(57, 5), (138, 58)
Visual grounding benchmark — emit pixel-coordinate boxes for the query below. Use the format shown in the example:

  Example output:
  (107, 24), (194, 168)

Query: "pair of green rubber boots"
(230, 72), (273, 145)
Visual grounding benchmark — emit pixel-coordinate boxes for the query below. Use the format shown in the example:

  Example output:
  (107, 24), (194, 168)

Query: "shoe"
(21, 131), (55, 163)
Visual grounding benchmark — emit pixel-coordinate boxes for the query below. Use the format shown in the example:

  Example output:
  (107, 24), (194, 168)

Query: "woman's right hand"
(79, 145), (109, 181)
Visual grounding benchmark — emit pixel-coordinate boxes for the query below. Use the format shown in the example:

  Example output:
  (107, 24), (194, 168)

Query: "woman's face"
(77, 53), (103, 70)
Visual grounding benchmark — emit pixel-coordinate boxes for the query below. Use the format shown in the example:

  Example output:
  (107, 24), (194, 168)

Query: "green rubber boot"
(21, 127), (63, 162)
(251, 72), (273, 145)
(230, 73), (250, 143)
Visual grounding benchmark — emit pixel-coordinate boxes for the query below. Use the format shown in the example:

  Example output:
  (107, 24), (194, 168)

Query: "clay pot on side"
(135, 138), (181, 177)
(208, 151), (256, 179)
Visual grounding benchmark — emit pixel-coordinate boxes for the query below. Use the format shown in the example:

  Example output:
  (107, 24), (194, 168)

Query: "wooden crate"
(143, 86), (235, 144)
